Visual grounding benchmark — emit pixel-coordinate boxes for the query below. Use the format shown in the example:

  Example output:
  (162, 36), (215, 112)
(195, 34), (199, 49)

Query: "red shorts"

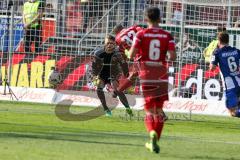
(138, 61), (169, 110)
(142, 82), (168, 110)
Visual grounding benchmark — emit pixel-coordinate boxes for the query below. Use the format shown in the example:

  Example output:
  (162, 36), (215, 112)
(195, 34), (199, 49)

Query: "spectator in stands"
(0, 0), (9, 11)
(123, 0), (131, 26)
(172, 3), (182, 25)
(23, 0), (44, 54)
(234, 17), (240, 28)
(44, 3), (54, 18)
(0, 0), (24, 15)
(0, 0), (12, 15)
(14, 0), (25, 16)
(203, 27), (226, 63)
(81, 0), (103, 33)
(106, 0), (118, 31)
(65, 0), (82, 36)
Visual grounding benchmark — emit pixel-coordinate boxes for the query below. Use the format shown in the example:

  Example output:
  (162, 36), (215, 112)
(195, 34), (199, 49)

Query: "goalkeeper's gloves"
(92, 76), (100, 86)
(124, 49), (131, 59)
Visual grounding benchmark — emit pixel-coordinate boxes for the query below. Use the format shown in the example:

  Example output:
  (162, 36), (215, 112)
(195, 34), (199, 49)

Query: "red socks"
(118, 78), (133, 92)
(145, 114), (164, 140)
(154, 115), (164, 140)
(144, 114), (154, 132)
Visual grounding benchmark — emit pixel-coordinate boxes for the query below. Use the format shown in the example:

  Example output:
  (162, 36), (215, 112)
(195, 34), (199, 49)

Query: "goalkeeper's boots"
(126, 108), (133, 117)
(105, 110), (112, 117)
(145, 131), (160, 154)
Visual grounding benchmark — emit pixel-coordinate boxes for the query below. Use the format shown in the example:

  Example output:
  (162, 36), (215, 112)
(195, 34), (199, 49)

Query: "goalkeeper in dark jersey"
(91, 34), (133, 117)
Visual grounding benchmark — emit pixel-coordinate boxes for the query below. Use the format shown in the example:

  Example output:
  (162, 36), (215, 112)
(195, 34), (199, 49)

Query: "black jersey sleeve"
(91, 48), (104, 76)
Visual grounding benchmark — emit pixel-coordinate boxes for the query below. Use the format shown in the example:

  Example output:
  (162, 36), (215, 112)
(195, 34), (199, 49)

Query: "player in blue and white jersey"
(210, 31), (240, 117)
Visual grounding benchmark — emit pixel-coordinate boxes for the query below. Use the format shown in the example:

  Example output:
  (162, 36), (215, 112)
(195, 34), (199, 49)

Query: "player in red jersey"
(113, 24), (142, 97)
(115, 23), (169, 121)
(129, 7), (176, 153)
(114, 24), (142, 56)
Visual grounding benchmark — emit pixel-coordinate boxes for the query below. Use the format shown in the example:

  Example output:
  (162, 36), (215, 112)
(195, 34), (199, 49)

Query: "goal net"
(0, 0), (240, 101)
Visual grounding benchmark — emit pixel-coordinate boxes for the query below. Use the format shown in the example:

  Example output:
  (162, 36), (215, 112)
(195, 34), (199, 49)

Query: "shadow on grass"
(0, 122), (146, 138)
(0, 132), (143, 147)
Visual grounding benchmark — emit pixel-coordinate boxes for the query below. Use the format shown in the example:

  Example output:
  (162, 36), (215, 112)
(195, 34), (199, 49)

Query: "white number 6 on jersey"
(227, 56), (238, 72)
(149, 40), (160, 60)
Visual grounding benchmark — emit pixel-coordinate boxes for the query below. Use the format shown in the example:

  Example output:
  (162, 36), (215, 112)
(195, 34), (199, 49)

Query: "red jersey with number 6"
(132, 27), (175, 80)
(115, 25), (142, 53)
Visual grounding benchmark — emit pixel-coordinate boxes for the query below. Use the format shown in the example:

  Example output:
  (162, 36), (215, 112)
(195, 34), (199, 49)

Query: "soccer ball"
(48, 70), (63, 86)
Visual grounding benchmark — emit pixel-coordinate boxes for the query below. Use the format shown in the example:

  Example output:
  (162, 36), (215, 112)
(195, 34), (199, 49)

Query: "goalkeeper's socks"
(144, 114), (154, 132)
(97, 89), (109, 111)
(154, 115), (164, 140)
(118, 78), (133, 92)
(117, 91), (130, 108)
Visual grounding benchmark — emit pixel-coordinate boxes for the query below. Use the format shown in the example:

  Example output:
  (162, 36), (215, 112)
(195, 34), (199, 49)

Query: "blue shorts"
(225, 87), (240, 109)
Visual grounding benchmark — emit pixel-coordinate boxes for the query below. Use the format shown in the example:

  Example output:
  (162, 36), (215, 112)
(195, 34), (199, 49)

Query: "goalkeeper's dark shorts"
(99, 75), (111, 85)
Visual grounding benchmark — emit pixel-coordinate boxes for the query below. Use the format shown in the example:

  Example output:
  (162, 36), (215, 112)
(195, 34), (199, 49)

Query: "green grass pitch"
(0, 101), (239, 160)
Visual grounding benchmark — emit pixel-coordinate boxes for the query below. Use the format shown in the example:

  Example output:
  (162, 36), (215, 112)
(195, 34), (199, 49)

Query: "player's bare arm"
(168, 50), (176, 61)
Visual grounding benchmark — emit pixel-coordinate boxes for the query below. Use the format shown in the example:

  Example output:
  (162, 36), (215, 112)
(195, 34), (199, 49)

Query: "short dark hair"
(113, 24), (124, 34)
(218, 32), (229, 44)
(145, 7), (161, 22)
(105, 34), (115, 41)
